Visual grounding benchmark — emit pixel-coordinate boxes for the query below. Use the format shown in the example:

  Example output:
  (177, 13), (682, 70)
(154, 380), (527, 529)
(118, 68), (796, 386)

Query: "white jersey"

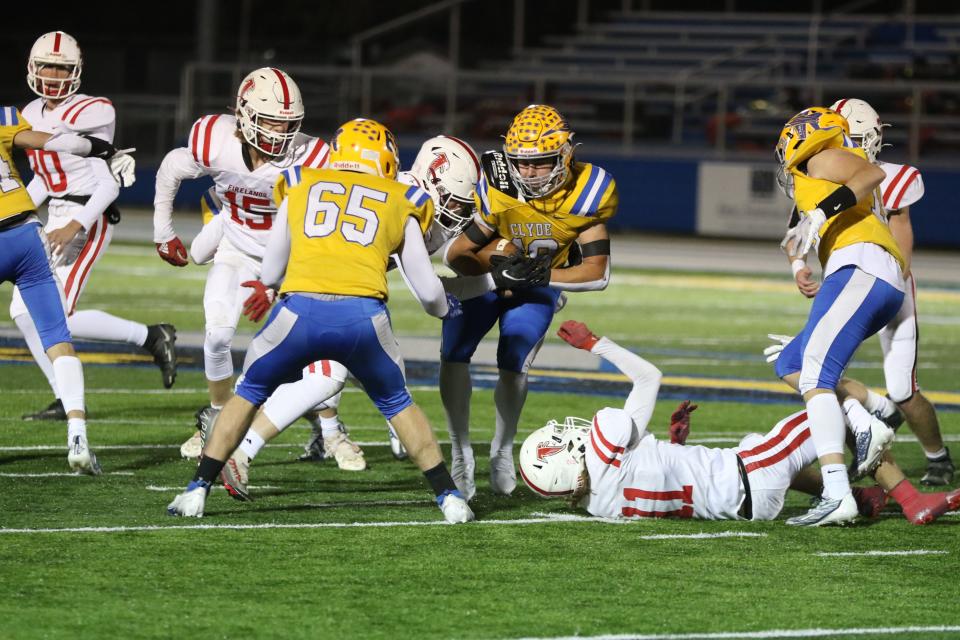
(398, 170), (453, 255)
(877, 160), (923, 213)
(21, 94), (117, 229)
(154, 113), (329, 258)
(582, 407), (744, 520)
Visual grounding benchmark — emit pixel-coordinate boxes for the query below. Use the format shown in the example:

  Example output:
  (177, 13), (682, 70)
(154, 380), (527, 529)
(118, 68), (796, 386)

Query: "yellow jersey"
(475, 154), (617, 268)
(789, 126), (904, 270)
(0, 107), (37, 223)
(274, 166), (433, 299)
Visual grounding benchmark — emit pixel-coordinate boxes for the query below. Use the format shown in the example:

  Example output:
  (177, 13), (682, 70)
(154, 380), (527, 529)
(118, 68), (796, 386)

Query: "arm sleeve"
(439, 273), (496, 300)
(70, 159), (119, 231)
(153, 147), (205, 243)
(41, 132), (92, 155)
(397, 216), (449, 318)
(590, 336), (662, 437)
(549, 258), (611, 292)
(26, 175), (48, 207)
(260, 199), (291, 289)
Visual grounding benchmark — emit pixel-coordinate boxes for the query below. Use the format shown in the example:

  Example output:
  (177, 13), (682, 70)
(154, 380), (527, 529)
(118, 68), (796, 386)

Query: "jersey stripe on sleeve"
(572, 166), (612, 217)
(66, 98), (112, 125)
(882, 165), (911, 207)
(890, 169), (920, 210)
(590, 414), (624, 467)
(404, 184), (430, 207)
(303, 140), (329, 168)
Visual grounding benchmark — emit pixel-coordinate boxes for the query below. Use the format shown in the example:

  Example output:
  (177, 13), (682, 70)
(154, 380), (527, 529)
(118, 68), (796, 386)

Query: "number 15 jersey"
(274, 167), (433, 299)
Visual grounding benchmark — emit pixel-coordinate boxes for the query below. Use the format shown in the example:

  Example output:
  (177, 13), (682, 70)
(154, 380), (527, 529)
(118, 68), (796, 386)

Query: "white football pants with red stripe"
(735, 410), (817, 521)
(260, 360), (349, 432)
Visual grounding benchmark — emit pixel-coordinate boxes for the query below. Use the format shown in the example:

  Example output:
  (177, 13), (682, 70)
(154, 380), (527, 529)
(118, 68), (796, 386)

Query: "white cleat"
(852, 418), (896, 480)
(324, 430), (367, 471)
(451, 447), (476, 501)
(220, 450), (251, 501)
(489, 452), (517, 496)
(437, 490), (475, 524)
(166, 480), (211, 517)
(180, 431), (203, 460)
(67, 436), (102, 476)
(386, 421), (408, 460)
(785, 491), (859, 527)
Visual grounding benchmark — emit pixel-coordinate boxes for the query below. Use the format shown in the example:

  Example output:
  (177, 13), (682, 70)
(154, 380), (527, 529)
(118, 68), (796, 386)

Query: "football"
(475, 236), (519, 272)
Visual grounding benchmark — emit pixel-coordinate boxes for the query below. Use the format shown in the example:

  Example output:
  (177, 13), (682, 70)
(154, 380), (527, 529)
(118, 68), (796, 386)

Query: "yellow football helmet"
(328, 118), (400, 180)
(775, 107), (849, 198)
(503, 104), (575, 198)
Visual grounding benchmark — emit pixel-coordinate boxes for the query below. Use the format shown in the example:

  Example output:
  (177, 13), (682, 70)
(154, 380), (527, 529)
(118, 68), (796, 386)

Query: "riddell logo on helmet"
(536, 442), (565, 461)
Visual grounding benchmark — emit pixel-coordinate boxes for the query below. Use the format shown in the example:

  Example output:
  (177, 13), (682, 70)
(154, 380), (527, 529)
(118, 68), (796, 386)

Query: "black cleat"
(22, 399), (67, 421)
(921, 448), (955, 487)
(144, 323), (177, 389)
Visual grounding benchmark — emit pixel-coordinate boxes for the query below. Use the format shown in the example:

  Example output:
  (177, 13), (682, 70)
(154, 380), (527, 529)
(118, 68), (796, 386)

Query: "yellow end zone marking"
(0, 348), (195, 365)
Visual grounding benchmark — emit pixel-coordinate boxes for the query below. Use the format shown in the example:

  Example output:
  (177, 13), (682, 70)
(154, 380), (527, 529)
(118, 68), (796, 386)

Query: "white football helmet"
(410, 135), (480, 234)
(829, 98), (887, 162)
(519, 417), (591, 498)
(236, 67), (304, 157)
(27, 31), (82, 99)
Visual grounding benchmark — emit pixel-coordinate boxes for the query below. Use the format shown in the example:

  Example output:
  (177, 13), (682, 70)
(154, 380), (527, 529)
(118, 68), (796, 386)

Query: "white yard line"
(145, 484), (280, 492)
(0, 471), (134, 477)
(514, 625), (960, 640)
(814, 550), (948, 557)
(0, 442), (435, 451)
(637, 531), (766, 540)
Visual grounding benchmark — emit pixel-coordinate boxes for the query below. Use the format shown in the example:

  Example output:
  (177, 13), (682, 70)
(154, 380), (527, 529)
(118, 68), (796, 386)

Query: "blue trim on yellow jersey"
(295, 165), (302, 183)
(201, 190), (219, 215)
(477, 173), (491, 215)
(404, 185), (430, 207)
(0, 107), (16, 126)
(571, 166), (612, 217)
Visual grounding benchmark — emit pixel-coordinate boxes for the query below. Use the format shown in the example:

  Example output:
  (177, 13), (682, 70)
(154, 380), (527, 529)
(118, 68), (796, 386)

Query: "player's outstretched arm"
(548, 224), (610, 291)
(13, 130), (117, 158)
(398, 217), (451, 318)
(558, 320), (662, 432)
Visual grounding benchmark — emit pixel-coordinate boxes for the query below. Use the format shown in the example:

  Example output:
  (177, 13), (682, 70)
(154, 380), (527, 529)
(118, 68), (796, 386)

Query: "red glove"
(669, 400), (698, 445)
(557, 320), (600, 351)
(156, 237), (188, 267)
(242, 280), (276, 322)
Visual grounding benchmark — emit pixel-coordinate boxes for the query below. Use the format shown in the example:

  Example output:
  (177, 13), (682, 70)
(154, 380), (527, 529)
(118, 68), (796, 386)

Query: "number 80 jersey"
(274, 167), (433, 299)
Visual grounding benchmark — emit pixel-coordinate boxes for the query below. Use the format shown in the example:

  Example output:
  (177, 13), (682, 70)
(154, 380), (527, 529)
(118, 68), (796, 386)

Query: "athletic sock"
(821, 463), (850, 501)
(67, 417), (87, 444)
(423, 462), (458, 497)
(806, 393), (851, 499)
(842, 398), (873, 435)
(14, 313), (59, 397)
(194, 456), (226, 484)
(319, 414), (342, 439)
(68, 309), (148, 346)
(863, 389), (897, 420)
(52, 355), (84, 415)
(440, 361), (473, 456)
(238, 429), (266, 459)
(888, 479), (948, 524)
(925, 448), (949, 461)
(491, 369), (528, 459)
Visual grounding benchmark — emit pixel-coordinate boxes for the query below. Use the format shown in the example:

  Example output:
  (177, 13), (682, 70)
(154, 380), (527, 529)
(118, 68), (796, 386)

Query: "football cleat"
(921, 449), (954, 487)
(167, 480), (212, 517)
(851, 419), (895, 480)
(906, 488), (960, 525)
(67, 436), (102, 475)
(196, 405), (220, 448)
(437, 489), (475, 524)
(144, 323), (177, 389)
(489, 452), (517, 496)
(323, 430), (367, 471)
(386, 422), (408, 460)
(22, 399), (67, 421)
(180, 431), (203, 460)
(298, 423), (326, 462)
(852, 485), (888, 519)
(220, 450), (251, 502)
(451, 446), (476, 501)
(786, 492), (858, 527)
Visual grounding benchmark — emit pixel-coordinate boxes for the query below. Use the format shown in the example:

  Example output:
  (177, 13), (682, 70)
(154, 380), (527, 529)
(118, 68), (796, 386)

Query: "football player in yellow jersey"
(441, 105), (617, 500)
(167, 118), (474, 523)
(0, 105), (119, 474)
(770, 107), (905, 526)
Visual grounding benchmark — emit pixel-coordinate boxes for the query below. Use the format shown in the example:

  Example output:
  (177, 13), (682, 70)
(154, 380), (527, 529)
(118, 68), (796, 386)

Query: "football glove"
(242, 280), (276, 322)
(442, 293), (463, 320)
(669, 400), (698, 445)
(156, 237), (188, 267)
(779, 223), (805, 257)
(763, 334), (795, 363)
(799, 207), (827, 257)
(557, 320), (599, 351)
(490, 254), (550, 291)
(109, 153), (137, 188)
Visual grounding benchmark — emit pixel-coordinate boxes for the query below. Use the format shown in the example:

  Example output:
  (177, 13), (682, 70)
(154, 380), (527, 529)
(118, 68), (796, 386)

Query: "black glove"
(490, 254), (551, 290)
(82, 134), (118, 160)
(105, 203), (122, 225)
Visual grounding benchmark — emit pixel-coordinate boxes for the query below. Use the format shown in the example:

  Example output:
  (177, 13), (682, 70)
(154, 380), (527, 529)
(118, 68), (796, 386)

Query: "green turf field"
(1, 244), (958, 639)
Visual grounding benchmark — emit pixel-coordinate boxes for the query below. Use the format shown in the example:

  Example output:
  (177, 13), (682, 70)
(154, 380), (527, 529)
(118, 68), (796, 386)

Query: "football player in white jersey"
(216, 135), (482, 500)
(152, 67), (330, 458)
(519, 320), (960, 525)
(779, 99), (953, 487)
(12, 31), (177, 421)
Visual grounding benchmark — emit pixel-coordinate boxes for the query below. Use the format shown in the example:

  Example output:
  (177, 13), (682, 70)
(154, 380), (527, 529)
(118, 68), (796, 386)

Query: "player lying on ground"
(779, 97), (952, 487)
(217, 135), (483, 499)
(1, 100), (125, 474)
(166, 118), (473, 523)
(15, 31), (176, 422)
(518, 321), (960, 524)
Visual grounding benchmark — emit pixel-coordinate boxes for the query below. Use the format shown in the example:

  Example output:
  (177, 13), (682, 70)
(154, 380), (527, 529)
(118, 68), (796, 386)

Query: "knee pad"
(204, 326), (235, 381)
(885, 374), (915, 404)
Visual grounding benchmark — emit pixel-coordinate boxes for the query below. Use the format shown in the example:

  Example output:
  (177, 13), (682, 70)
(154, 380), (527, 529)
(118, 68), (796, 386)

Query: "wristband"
(817, 185), (857, 219)
(791, 259), (806, 277)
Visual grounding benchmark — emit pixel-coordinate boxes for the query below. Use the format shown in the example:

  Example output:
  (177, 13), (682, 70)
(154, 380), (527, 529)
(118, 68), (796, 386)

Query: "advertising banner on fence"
(696, 162), (793, 239)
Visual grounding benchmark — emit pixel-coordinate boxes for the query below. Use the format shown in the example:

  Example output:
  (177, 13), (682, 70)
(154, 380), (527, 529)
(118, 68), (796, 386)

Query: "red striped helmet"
(27, 31), (82, 99)
(236, 67), (304, 157)
(410, 135), (480, 233)
(830, 98), (886, 162)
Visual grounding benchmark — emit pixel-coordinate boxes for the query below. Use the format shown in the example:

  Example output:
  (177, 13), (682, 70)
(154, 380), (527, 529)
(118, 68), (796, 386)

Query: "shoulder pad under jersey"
(188, 114), (233, 168)
(60, 96), (115, 132)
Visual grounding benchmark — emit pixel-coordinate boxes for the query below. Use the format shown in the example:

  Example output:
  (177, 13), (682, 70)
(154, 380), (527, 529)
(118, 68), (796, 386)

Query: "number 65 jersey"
(153, 113), (329, 259)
